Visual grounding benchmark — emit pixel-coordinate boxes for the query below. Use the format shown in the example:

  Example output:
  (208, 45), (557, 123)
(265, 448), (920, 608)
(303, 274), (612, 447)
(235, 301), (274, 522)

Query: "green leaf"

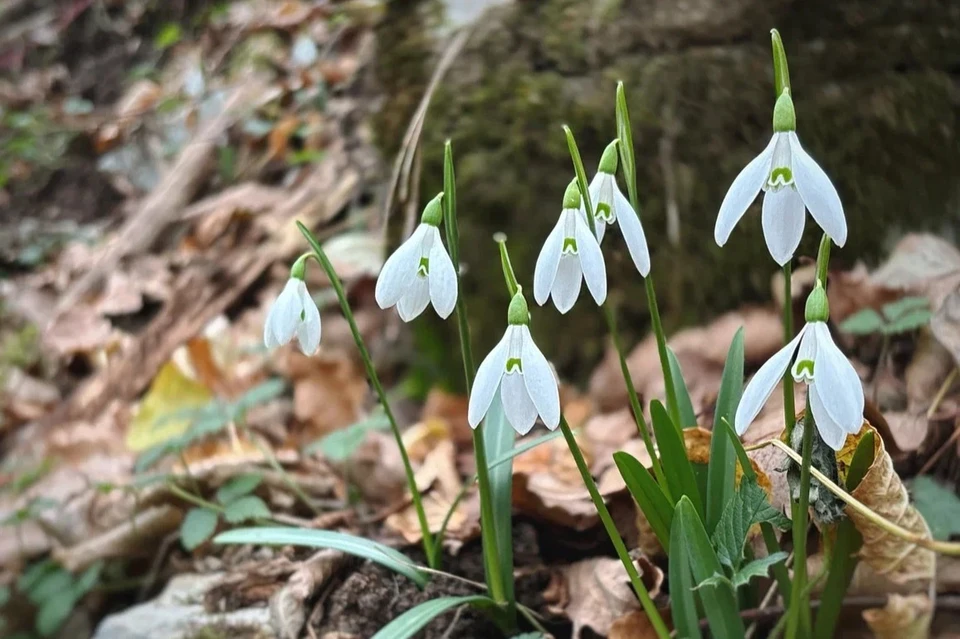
(25, 568), (72, 604)
(668, 500), (703, 639)
(882, 308), (932, 334)
(154, 23), (182, 50)
(846, 430), (875, 491)
(839, 308), (885, 335)
(232, 379), (286, 415)
(730, 552), (789, 588)
(370, 596), (495, 639)
(615, 82), (638, 206)
(667, 348), (697, 429)
(676, 497), (746, 638)
(36, 589), (76, 637)
(614, 451), (673, 551)
(180, 507), (218, 550)
(650, 400), (703, 516)
(223, 495), (271, 524)
(216, 474), (263, 505)
(712, 478), (790, 570)
(303, 411), (390, 460)
(72, 561), (104, 597)
(813, 518), (863, 638)
(488, 430), (563, 470)
(442, 141), (459, 265)
(483, 393), (516, 607)
(18, 559), (58, 594)
(707, 328), (744, 534)
(214, 527), (428, 587)
(881, 296), (930, 320)
(910, 476), (960, 541)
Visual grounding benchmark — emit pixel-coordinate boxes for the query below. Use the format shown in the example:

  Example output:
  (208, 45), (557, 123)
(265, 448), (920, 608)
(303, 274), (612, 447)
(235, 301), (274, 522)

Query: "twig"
(926, 367), (958, 419)
(918, 416), (960, 476)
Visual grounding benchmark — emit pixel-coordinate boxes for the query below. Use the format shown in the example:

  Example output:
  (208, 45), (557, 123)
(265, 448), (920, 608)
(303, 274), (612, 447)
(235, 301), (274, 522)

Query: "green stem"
(786, 398), (815, 639)
(296, 222), (437, 567)
(559, 415), (669, 639)
(782, 263), (796, 436)
(167, 482), (223, 513)
(815, 234), (831, 285)
(602, 305), (670, 500)
(643, 275), (681, 429)
(242, 424), (321, 516)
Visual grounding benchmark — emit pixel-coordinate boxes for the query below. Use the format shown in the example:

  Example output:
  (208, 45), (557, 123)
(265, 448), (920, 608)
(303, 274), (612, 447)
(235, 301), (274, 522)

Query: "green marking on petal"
(417, 256), (430, 276)
(596, 202), (612, 221)
(562, 237), (578, 253)
(795, 359), (814, 378)
(506, 357), (523, 373)
(769, 167), (793, 186)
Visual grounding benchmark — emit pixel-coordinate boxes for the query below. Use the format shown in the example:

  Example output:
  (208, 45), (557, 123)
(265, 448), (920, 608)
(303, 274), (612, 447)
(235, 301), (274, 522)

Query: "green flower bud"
(290, 253), (309, 280)
(773, 89), (796, 133)
(420, 192), (444, 226)
(598, 140), (619, 175)
(804, 282), (829, 323)
(562, 178), (582, 210)
(507, 288), (530, 325)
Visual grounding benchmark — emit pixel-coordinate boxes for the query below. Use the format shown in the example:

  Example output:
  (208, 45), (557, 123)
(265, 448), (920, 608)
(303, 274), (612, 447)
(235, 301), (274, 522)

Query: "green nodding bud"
(507, 288), (529, 325)
(421, 192), (444, 226)
(290, 253), (309, 280)
(773, 90), (796, 132)
(598, 140), (619, 174)
(804, 282), (829, 323)
(562, 178), (581, 210)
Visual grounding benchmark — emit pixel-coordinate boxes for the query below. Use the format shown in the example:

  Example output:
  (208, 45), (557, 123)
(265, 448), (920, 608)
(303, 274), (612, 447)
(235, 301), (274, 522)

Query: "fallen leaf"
(870, 234), (960, 307)
(905, 330), (955, 407)
(513, 433), (598, 530)
(126, 360), (213, 452)
(288, 352), (366, 441)
(421, 388), (472, 447)
(930, 289), (960, 368)
(609, 610), (670, 639)
(269, 550), (349, 639)
(863, 594), (933, 639)
(44, 307), (119, 356)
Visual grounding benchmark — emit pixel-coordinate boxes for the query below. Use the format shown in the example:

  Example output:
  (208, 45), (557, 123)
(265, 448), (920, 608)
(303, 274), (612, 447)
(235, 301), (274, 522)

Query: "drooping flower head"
(588, 140), (651, 276)
(263, 255), (321, 355)
(715, 90), (847, 265)
(534, 178), (607, 313)
(735, 283), (864, 450)
(468, 289), (560, 435)
(375, 192), (458, 321)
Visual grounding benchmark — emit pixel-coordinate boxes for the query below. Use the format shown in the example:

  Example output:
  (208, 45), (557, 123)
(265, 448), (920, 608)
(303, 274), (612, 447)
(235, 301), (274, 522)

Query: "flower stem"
(558, 415), (669, 639)
(786, 397), (815, 639)
(296, 222), (437, 567)
(781, 262), (796, 436)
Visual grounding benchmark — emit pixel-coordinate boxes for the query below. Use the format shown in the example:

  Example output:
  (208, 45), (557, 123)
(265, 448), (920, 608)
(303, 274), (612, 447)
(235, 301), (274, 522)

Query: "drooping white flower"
(375, 193), (457, 321)
(715, 91), (846, 265)
(263, 271), (321, 355)
(587, 141), (651, 276)
(468, 290), (560, 435)
(734, 285), (863, 450)
(534, 178), (607, 313)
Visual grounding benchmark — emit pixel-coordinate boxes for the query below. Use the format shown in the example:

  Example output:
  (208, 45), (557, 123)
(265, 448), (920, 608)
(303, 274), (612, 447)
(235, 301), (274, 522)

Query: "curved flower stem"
(781, 262), (796, 434)
(786, 398), (815, 639)
(558, 415), (670, 639)
(296, 222), (437, 567)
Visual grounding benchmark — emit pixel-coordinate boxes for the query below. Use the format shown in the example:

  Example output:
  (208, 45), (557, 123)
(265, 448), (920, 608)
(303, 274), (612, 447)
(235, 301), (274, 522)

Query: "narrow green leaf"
(712, 478), (790, 570)
(813, 518), (862, 638)
(667, 348), (697, 429)
(846, 430), (875, 491)
(180, 507), (218, 550)
(676, 497), (746, 638)
(483, 394), (516, 607)
(442, 140), (459, 266)
(614, 451), (673, 551)
(730, 552), (789, 588)
(770, 29), (791, 96)
(562, 125), (593, 234)
(615, 82), (638, 207)
(650, 400), (703, 516)
(223, 495), (271, 523)
(839, 309), (884, 335)
(216, 473), (263, 505)
(668, 499), (703, 639)
(707, 328), (744, 534)
(488, 430), (564, 470)
(370, 596), (495, 639)
(215, 527), (428, 587)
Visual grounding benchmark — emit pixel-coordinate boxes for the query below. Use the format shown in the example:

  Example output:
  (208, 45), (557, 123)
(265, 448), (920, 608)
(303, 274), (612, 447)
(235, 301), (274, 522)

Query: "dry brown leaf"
(269, 550), (349, 639)
(609, 610), (670, 639)
(883, 412), (930, 455)
(870, 234), (960, 307)
(825, 262), (902, 323)
(906, 331), (955, 407)
(863, 594), (933, 639)
(44, 307), (119, 356)
(288, 352), (366, 440)
(931, 289), (960, 368)
(421, 388), (472, 448)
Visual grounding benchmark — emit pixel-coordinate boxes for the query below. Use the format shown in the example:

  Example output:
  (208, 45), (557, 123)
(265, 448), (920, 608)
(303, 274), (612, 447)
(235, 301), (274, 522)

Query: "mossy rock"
(375, 0), (960, 386)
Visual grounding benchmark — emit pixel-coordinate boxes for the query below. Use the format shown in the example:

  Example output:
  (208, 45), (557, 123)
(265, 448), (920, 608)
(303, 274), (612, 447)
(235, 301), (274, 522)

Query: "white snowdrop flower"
(468, 290), (560, 435)
(263, 259), (321, 355)
(735, 284), (863, 450)
(375, 193), (458, 322)
(534, 178), (607, 313)
(714, 90), (846, 266)
(587, 141), (651, 276)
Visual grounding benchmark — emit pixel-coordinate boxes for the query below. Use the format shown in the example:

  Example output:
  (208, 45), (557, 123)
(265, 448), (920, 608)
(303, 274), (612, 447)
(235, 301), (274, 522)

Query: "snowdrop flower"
(715, 90), (846, 265)
(534, 179), (607, 313)
(375, 193), (457, 321)
(468, 289), (560, 435)
(588, 141), (651, 276)
(263, 257), (321, 355)
(735, 284), (863, 450)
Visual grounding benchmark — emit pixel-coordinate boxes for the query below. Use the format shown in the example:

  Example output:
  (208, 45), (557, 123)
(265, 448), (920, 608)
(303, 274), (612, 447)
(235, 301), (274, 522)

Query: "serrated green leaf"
(712, 478), (790, 570)
(667, 348), (697, 429)
(215, 527), (428, 587)
(839, 309), (884, 335)
(223, 495), (271, 523)
(694, 571), (733, 591)
(232, 378), (286, 414)
(370, 596), (495, 639)
(650, 400), (703, 516)
(180, 507), (218, 550)
(881, 296), (929, 320)
(882, 307), (931, 334)
(730, 552), (789, 588)
(216, 474), (263, 505)
(911, 476), (960, 541)
(614, 451), (673, 551)
(708, 328), (744, 534)
(668, 500), (703, 639)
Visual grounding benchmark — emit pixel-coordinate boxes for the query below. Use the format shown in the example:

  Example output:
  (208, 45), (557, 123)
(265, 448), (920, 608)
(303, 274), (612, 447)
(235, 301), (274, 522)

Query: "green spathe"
(805, 283), (829, 322)
(290, 253), (309, 280)
(598, 140), (619, 174)
(420, 192), (444, 226)
(562, 178), (581, 210)
(773, 90), (796, 132)
(507, 289), (529, 325)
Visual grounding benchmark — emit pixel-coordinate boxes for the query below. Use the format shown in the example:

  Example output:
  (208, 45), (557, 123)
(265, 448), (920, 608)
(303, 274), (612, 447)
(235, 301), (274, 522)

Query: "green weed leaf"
(223, 495), (271, 524)
(712, 478), (790, 570)
(180, 507), (218, 550)
(216, 474), (263, 505)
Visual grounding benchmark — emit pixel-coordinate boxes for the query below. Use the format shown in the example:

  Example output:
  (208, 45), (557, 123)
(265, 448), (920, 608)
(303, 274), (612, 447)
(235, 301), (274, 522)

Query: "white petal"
(789, 133), (847, 246)
(809, 383), (848, 451)
(575, 213), (607, 306)
(501, 372), (539, 435)
(811, 323), (864, 432)
(614, 188), (651, 276)
(267, 279), (303, 348)
(468, 328), (510, 427)
(761, 188), (805, 266)
(791, 321), (819, 382)
(519, 326), (559, 429)
(735, 326), (806, 435)
(715, 135), (778, 246)
(296, 286), (322, 355)
(427, 228), (457, 319)
(534, 215), (566, 306)
(552, 255), (582, 314)
(397, 276), (430, 322)
(375, 225), (427, 308)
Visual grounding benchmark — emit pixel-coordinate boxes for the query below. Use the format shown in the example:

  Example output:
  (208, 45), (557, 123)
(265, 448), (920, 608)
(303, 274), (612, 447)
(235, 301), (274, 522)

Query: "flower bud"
(290, 253), (309, 280)
(598, 140), (619, 175)
(507, 288), (530, 325)
(420, 192), (444, 227)
(804, 282), (829, 323)
(562, 178), (581, 210)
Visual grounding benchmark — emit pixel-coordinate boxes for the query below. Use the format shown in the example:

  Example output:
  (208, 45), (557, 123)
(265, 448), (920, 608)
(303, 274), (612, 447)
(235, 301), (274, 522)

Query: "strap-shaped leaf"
(650, 400), (704, 517)
(614, 451), (672, 551)
(707, 328), (744, 534)
(668, 500), (703, 639)
(371, 596), (495, 639)
(667, 348), (697, 429)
